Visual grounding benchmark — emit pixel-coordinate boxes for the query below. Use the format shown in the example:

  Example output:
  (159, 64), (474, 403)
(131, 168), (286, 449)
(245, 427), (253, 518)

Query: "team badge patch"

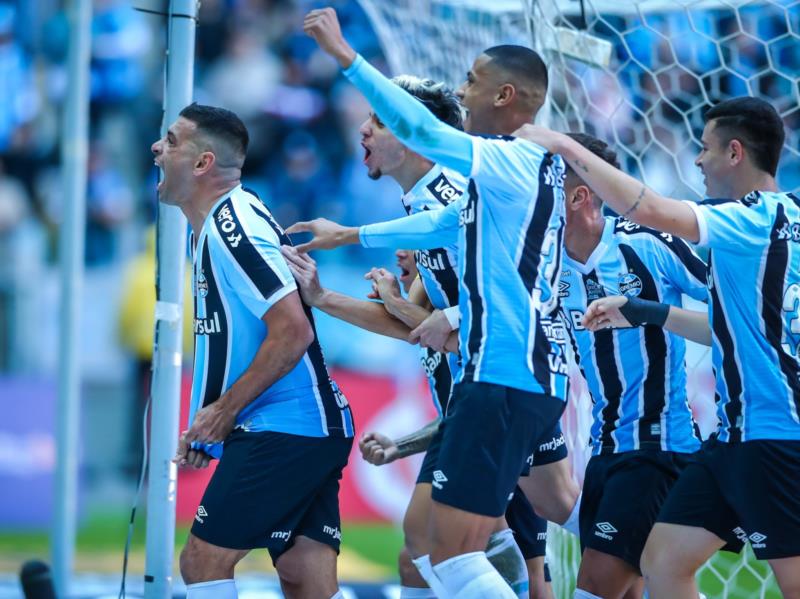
(618, 272), (642, 297)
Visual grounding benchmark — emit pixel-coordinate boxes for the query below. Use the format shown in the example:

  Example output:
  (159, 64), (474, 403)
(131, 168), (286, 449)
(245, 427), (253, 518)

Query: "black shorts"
(431, 381), (566, 517)
(657, 437), (800, 560)
(416, 421), (443, 485)
(520, 420), (569, 476)
(505, 485), (548, 559)
(190, 429), (352, 564)
(580, 449), (689, 572)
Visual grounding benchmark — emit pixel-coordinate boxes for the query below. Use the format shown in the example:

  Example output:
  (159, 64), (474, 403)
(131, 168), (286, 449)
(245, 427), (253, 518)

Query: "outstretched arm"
(359, 418), (442, 465)
(583, 295), (711, 346)
(281, 246), (412, 340)
(304, 8), (475, 175)
(514, 125), (701, 242)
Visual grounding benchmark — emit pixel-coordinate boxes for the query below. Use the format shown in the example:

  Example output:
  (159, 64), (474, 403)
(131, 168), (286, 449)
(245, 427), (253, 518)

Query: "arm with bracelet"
(583, 295), (711, 346)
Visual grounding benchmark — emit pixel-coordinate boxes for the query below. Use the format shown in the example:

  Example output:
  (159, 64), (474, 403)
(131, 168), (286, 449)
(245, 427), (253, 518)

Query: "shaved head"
(483, 45), (549, 111)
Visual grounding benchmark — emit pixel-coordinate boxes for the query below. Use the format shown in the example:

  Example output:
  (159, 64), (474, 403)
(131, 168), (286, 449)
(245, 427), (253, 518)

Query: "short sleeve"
(685, 196), (773, 252)
(651, 233), (708, 303)
(212, 202), (297, 319)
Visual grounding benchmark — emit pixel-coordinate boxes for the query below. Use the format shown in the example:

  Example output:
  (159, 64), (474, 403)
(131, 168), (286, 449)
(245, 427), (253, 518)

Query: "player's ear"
(571, 184), (591, 209)
(728, 138), (744, 166)
(194, 151), (215, 175)
(495, 83), (515, 107)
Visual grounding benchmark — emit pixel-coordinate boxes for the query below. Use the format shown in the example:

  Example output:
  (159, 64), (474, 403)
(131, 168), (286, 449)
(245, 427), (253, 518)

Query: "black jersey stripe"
(213, 198), (285, 302)
(763, 204), (800, 424)
(707, 251), (744, 442)
(199, 242), (228, 408)
(463, 180), (484, 380)
(583, 270), (623, 452)
(417, 247), (460, 308)
(619, 244), (668, 448)
(517, 153), (556, 295)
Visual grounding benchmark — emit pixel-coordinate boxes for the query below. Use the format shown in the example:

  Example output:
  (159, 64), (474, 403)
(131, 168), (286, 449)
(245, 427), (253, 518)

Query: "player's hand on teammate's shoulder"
(281, 245), (325, 307)
(364, 267), (402, 302)
(583, 295), (633, 331)
(409, 309), (452, 352)
(303, 7), (357, 68)
(358, 432), (399, 466)
(285, 217), (359, 253)
(513, 123), (565, 152)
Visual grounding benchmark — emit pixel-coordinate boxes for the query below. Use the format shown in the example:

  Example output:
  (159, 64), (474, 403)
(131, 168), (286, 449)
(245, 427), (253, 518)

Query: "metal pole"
(144, 2), (197, 597)
(51, 0), (91, 594)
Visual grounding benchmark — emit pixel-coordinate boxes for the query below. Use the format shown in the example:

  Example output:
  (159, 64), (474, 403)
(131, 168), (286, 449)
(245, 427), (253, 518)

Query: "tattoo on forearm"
(574, 158), (589, 174)
(623, 186), (646, 218)
(395, 418), (441, 459)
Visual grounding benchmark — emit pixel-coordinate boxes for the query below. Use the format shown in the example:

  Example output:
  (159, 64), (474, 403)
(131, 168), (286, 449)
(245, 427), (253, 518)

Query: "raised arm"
(515, 125), (701, 242)
(304, 8), (475, 175)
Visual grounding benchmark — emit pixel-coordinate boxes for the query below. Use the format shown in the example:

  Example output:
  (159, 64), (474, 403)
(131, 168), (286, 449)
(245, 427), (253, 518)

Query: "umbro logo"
(432, 470), (448, 490)
(594, 522), (617, 541)
(195, 505), (208, 524)
(749, 532), (767, 548)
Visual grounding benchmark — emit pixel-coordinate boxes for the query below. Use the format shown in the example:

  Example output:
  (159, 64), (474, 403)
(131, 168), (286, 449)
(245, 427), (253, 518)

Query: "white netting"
(356, 0), (797, 596)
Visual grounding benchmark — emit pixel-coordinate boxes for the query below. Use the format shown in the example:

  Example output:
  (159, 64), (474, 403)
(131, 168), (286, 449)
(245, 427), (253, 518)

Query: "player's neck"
(394, 157), (435, 194)
(729, 170), (778, 199)
(565, 212), (604, 264)
(184, 179), (241, 236)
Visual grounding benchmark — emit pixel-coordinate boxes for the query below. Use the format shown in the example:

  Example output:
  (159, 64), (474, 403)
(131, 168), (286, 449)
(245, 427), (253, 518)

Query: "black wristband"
(618, 296), (669, 327)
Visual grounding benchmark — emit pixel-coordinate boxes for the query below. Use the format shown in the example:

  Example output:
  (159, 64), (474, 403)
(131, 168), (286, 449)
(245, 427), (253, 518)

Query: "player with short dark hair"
(153, 103), (353, 599)
(517, 97), (800, 598)
(298, 8), (579, 597)
(557, 132), (709, 599)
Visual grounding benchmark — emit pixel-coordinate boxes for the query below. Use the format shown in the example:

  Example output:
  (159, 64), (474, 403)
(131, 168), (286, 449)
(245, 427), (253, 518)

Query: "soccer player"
(299, 8), (575, 597)
(152, 104), (354, 599)
(516, 98), (800, 598)
(555, 133), (708, 599)
(281, 75), (536, 598)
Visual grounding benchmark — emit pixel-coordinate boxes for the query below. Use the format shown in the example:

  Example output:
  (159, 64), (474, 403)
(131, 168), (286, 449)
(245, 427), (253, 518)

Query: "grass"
(0, 515), (784, 597)
(0, 512), (403, 581)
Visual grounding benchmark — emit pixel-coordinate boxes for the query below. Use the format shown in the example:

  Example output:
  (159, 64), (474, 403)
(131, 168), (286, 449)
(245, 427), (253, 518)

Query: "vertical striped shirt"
(402, 164), (464, 415)
(686, 191), (800, 442)
(560, 217), (707, 454)
(190, 185), (354, 454)
(346, 54), (569, 398)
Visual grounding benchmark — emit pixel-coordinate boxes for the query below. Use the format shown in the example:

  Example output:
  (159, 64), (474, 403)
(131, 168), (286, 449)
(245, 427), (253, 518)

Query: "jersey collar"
(401, 164), (443, 213)
(563, 216), (615, 274)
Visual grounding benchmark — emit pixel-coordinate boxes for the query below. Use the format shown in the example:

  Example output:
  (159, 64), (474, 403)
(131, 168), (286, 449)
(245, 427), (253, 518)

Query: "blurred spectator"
(0, 3), (41, 153)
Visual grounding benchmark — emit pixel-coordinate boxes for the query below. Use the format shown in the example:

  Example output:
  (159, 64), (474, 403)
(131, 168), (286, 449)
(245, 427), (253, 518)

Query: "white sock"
(432, 551), (518, 599)
(485, 528), (529, 599)
(329, 592), (345, 599)
(562, 493), (582, 537)
(400, 587), (437, 598)
(186, 579), (237, 599)
(574, 589), (603, 599)
(412, 554), (449, 598)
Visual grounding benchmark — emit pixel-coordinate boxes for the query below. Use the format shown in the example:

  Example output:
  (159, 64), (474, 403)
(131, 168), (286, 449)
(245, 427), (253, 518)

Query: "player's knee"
(275, 549), (310, 588)
(179, 538), (233, 584)
(640, 535), (692, 581)
(398, 546), (425, 586)
(402, 519), (429, 557)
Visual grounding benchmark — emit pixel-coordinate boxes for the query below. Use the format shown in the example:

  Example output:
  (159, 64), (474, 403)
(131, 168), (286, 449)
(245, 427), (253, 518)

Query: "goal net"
(356, 0), (797, 597)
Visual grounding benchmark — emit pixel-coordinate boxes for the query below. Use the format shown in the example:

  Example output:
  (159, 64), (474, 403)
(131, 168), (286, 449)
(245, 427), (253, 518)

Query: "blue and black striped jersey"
(560, 217), (707, 455)
(190, 186), (354, 454)
(686, 191), (800, 442)
(346, 54), (569, 399)
(402, 164), (464, 415)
